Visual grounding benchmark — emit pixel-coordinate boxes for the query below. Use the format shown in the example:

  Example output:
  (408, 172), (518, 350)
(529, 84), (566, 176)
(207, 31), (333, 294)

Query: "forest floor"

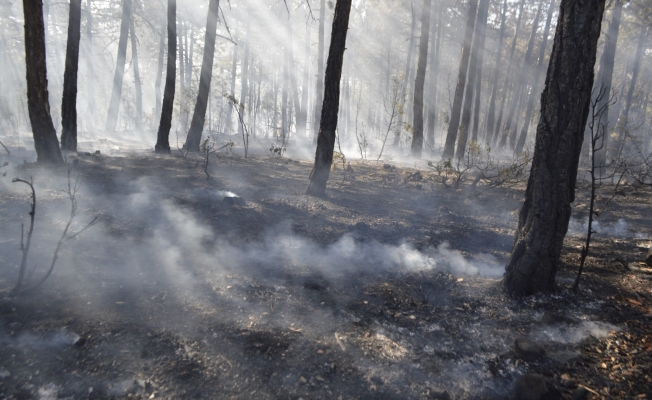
(0, 138), (651, 399)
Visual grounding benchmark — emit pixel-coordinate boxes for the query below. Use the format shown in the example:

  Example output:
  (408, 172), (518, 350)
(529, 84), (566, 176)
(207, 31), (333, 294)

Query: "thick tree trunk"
(154, 0), (176, 154)
(484, 0), (507, 146)
(504, 0), (606, 297)
(129, 16), (142, 131)
(155, 22), (166, 126)
(312, 0), (326, 144)
(184, 0), (220, 152)
(23, 0), (64, 163)
(410, 0), (431, 158)
(442, 0), (478, 159)
(306, 0), (352, 196)
(425, 2), (442, 149)
(105, 0), (133, 132)
(85, 0), (95, 133)
(470, 0), (490, 144)
(61, 0), (82, 152)
(515, 0), (556, 154)
(455, 0), (489, 158)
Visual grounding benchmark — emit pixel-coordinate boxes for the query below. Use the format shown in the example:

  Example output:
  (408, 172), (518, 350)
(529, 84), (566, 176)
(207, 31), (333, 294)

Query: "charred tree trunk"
(23, 0), (64, 163)
(313, 0), (326, 144)
(515, 0), (555, 154)
(61, 0), (82, 152)
(184, 0), (220, 151)
(154, 0), (176, 154)
(237, 19), (251, 142)
(129, 16), (142, 131)
(155, 22), (165, 126)
(85, 0), (94, 132)
(485, 0), (507, 146)
(455, 0), (489, 158)
(469, 0), (489, 144)
(395, 1), (417, 148)
(306, 0), (352, 196)
(105, 0), (133, 132)
(426, 2), (443, 149)
(442, 0), (478, 159)
(410, 0), (431, 158)
(504, 0), (606, 297)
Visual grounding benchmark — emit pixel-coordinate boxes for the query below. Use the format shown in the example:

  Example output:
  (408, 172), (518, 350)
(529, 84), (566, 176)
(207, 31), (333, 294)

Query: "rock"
(427, 388), (451, 400)
(223, 196), (245, 206)
(0, 369), (10, 379)
(383, 164), (392, 169)
(646, 247), (652, 267)
(515, 337), (544, 361)
(571, 387), (588, 400)
(540, 311), (563, 325)
(512, 373), (560, 400)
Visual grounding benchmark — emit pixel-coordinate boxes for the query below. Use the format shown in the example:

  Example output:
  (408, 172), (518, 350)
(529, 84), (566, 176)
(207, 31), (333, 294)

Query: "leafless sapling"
(0, 140), (10, 156)
(377, 77), (403, 161)
(225, 93), (250, 158)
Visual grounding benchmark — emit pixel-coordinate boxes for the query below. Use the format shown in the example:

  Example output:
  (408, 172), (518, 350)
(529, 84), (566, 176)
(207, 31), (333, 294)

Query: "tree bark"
(297, 27), (310, 137)
(85, 0), (94, 133)
(23, 0), (64, 163)
(61, 0), (82, 152)
(484, 0), (507, 146)
(224, 30), (238, 135)
(129, 16), (142, 131)
(442, 0), (478, 159)
(515, 0), (556, 154)
(410, 0), (431, 158)
(155, 21), (166, 127)
(312, 0), (326, 144)
(154, 0), (176, 154)
(395, 1), (417, 148)
(306, 0), (352, 196)
(184, 0), (220, 151)
(504, 0), (606, 297)
(105, 0), (133, 132)
(425, 1), (442, 149)
(455, 0), (489, 158)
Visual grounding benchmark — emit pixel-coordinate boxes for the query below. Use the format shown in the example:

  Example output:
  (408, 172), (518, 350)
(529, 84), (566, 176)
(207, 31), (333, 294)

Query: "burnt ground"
(0, 145), (650, 399)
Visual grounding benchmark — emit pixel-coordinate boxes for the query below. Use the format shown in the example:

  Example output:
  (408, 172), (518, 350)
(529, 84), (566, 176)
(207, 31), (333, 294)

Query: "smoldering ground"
(0, 151), (641, 399)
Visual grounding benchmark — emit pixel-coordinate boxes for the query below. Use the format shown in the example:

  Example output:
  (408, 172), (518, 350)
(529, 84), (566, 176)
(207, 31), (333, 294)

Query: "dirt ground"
(0, 141), (651, 399)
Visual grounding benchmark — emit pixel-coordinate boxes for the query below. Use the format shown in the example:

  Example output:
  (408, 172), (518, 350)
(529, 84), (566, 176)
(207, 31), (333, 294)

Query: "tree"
(61, 0), (82, 152)
(185, 0), (221, 152)
(312, 0), (326, 144)
(504, 0), (606, 297)
(442, 0), (478, 159)
(410, 0), (432, 158)
(84, 0), (95, 133)
(154, 22), (166, 127)
(425, 1), (443, 149)
(306, 0), (352, 196)
(129, 16), (142, 131)
(105, 0), (133, 133)
(154, 0), (176, 154)
(22, 0), (64, 163)
(484, 0), (507, 146)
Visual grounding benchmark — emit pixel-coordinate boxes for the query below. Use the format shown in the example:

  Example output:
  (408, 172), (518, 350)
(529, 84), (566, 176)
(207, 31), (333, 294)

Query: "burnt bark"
(23, 0), (64, 163)
(484, 0), (507, 146)
(61, 0), (82, 152)
(85, 0), (94, 132)
(504, 0), (606, 297)
(410, 0), (431, 158)
(312, 0), (326, 144)
(306, 0), (352, 196)
(442, 0), (478, 159)
(425, 1), (443, 148)
(154, 0), (176, 154)
(185, 0), (220, 152)
(155, 22), (165, 126)
(105, 0), (133, 132)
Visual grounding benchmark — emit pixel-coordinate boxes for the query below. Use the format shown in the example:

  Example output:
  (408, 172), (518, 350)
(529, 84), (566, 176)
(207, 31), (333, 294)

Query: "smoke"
(568, 217), (631, 238)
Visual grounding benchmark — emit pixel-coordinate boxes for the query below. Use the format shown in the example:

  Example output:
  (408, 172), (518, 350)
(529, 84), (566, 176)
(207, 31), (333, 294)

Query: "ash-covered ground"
(0, 138), (650, 399)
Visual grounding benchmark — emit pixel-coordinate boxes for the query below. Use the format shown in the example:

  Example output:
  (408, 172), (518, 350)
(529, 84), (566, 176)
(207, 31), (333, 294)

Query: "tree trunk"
(129, 16), (142, 131)
(442, 0), (478, 159)
(61, 0), (82, 152)
(455, 0), (489, 158)
(515, 0), (556, 154)
(288, 24), (302, 142)
(484, 0), (507, 146)
(155, 21), (166, 126)
(395, 1), (417, 148)
(306, 0), (352, 196)
(154, 0), (176, 154)
(105, 0), (133, 132)
(313, 0), (326, 144)
(23, 0), (64, 163)
(224, 41), (238, 135)
(470, 0), (490, 144)
(179, 21), (185, 89)
(410, 0), (431, 158)
(504, 0), (606, 297)
(282, 38), (289, 144)
(186, 26), (193, 89)
(184, 0), (220, 151)
(426, 2), (442, 149)
(85, 0), (94, 133)
(297, 27), (310, 137)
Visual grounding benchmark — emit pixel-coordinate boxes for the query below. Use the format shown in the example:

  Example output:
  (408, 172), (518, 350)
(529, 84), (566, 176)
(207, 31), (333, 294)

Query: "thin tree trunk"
(23, 0), (63, 163)
(288, 24), (301, 142)
(410, 0), (431, 158)
(129, 16), (142, 131)
(184, 0), (220, 151)
(179, 21), (185, 89)
(306, 0), (352, 196)
(485, 0), (507, 146)
(224, 39), (238, 135)
(61, 0), (82, 152)
(426, 3), (442, 149)
(297, 27), (310, 137)
(515, 0), (556, 154)
(455, 0), (489, 158)
(504, 0), (606, 297)
(282, 38), (289, 145)
(442, 0), (478, 158)
(85, 0), (94, 133)
(237, 18), (250, 143)
(105, 0), (133, 132)
(155, 21), (166, 125)
(186, 26), (193, 88)
(154, 0), (176, 153)
(470, 0), (489, 144)
(312, 0), (326, 144)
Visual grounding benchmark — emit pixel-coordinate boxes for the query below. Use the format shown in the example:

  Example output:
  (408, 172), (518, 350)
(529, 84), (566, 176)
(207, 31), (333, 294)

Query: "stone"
(427, 388), (451, 400)
(646, 247), (652, 267)
(512, 373), (560, 400)
(515, 337), (545, 361)
(571, 387), (588, 400)
(540, 311), (563, 325)
(383, 164), (392, 169)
